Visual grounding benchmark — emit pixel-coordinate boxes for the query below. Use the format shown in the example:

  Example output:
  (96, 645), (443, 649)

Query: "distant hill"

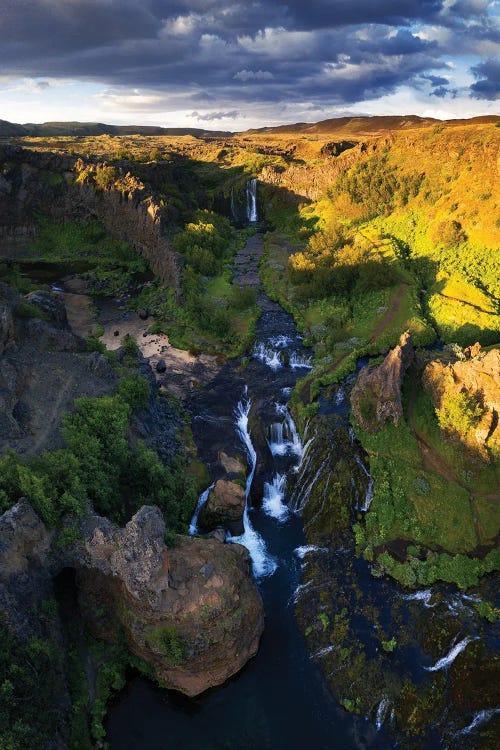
(0, 119), (232, 138)
(0, 115), (497, 141)
(247, 114), (500, 135)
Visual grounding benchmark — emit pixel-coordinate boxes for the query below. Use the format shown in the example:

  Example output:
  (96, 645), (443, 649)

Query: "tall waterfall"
(229, 394), (276, 577)
(246, 178), (258, 223)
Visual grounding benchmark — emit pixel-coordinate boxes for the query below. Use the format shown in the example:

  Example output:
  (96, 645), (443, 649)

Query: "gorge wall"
(0, 145), (181, 290)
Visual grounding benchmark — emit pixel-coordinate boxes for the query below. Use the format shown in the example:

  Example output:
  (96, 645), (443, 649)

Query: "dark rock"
(138, 308), (149, 320)
(156, 358), (167, 373)
(114, 329), (120, 336)
(25, 290), (68, 327)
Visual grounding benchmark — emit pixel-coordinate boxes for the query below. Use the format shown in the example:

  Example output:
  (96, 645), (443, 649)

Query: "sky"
(0, 0), (498, 130)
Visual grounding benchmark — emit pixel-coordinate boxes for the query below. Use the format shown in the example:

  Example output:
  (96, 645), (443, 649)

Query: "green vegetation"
(436, 390), (484, 437)
(145, 626), (186, 665)
(0, 387), (196, 532)
(26, 218), (149, 296)
(353, 378), (500, 588)
(0, 623), (65, 750)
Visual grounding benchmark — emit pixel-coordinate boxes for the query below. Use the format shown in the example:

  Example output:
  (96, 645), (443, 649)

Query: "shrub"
(116, 374), (150, 410)
(145, 626), (186, 665)
(430, 220), (467, 250)
(436, 390), (484, 436)
(94, 165), (117, 191)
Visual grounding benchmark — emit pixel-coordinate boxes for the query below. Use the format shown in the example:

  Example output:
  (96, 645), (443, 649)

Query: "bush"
(94, 165), (117, 191)
(436, 390), (484, 436)
(116, 374), (150, 410)
(430, 220), (467, 250)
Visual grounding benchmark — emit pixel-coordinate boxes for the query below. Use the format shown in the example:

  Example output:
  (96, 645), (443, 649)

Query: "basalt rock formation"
(350, 331), (414, 433)
(0, 145), (181, 289)
(0, 500), (264, 697)
(423, 344), (500, 458)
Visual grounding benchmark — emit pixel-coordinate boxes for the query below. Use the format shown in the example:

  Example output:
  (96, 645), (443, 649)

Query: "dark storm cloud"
(0, 0), (497, 109)
(470, 58), (500, 99)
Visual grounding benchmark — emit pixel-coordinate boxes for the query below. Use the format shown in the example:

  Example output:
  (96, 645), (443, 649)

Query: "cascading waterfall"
(424, 636), (476, 671)
(253, 342), (283, 370)
(375, 697), (391, 731)
(246, 178), (258, 222)
(262, 474), (288, 521)
(229, 394), (276, 577)
(188, 482), (215, 535)
(355, 456), (374, 511)
(289, 351), (313, 370)
(457, 708), (500, 736)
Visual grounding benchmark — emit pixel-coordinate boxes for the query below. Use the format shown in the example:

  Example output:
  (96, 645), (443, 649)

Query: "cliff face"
(0, 501), (264, 697)
(351, 331), (414, 432)
(0, 145), (181, 289)
(423, 345), (500, 458)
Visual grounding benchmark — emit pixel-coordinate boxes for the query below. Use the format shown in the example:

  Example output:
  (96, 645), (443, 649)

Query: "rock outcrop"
(423, 345), (500, 458)
(198, 478), (246, 535)
(0, 282), (116, 454)
(351, 331), (414, 432)
(0, 501), (264, 697)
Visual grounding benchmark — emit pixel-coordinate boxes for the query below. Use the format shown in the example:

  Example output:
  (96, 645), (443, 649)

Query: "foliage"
(14, 301), (48, 319)
(116, 373), (151, 410)
(94, 165), (118, 191)
(0, 624), (64, 750)
(145, 625), (186, 665)
(436, 390), (484, 436)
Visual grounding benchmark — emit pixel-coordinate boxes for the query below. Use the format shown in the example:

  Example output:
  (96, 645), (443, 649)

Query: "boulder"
(198, 479), (246, 535)
(218, 450), (246, 479)
(351, 331), (414, 432)
(156, 358), (167, 373)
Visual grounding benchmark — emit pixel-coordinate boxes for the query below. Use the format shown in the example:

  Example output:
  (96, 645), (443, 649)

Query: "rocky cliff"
(423, 345), (500, 459)
(0, 145), (181, 289)
(0, 500), (264, 698)
(350, 331), (414, 432)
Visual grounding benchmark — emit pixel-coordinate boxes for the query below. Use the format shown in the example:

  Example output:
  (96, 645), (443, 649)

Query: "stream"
(105, 294), (390, 749)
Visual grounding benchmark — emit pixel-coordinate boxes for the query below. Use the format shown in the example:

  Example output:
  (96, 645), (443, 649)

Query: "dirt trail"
(368, 282), (408, 344)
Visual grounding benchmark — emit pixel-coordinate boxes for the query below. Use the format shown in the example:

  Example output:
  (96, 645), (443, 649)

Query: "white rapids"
(424, 636), (476, 672)
(262, 474), (289, 521)
(188, 482), (215, 535)
(228, 395), (276, 578)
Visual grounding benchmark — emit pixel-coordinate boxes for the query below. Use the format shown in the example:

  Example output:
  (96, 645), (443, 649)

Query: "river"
(106, 288), (390, 749)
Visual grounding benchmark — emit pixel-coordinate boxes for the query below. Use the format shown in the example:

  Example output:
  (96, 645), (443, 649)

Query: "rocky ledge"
(350, 331), (414, 432)
(0, 500), (264, 697)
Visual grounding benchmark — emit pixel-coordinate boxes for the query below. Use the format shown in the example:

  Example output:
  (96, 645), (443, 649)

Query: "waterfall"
(402, 589), (436, 608)
(228, 394), (276, 577)
(188, 482), (215, 535)
(253, 342), (283, 371)
(289, 351), (313, 370)
(355, 456), (374, 511)
(376, 697), (391, 731)
(272, 403), (303, 459)
(458, 708), (500, 735)
(294, 545), (328, 559)
(424, 636), (476, 671)
(246, 178), (258, 222)
(262, 474), (289, 521)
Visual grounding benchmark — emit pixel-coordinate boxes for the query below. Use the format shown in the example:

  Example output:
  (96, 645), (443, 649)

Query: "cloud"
(191, 109), (240, 121)
(0, 0), (497, 121)
(470, 57), (500, 99)
(234, 69), (274, 81)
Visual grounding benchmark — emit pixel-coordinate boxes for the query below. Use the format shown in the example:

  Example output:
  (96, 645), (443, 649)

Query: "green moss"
(145, 626), (186, 665)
